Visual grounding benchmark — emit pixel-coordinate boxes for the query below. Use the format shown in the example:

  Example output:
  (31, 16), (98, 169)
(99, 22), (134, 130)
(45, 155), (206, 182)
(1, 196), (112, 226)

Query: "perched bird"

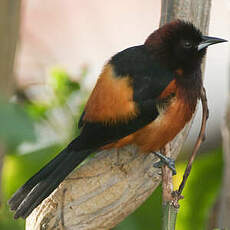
(9, 20), (227, 219)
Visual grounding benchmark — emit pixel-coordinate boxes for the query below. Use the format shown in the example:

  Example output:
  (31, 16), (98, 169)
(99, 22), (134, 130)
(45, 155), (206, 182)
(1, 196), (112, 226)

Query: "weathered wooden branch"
(26, 0), (212, 229)
(0, 0), (21, 205)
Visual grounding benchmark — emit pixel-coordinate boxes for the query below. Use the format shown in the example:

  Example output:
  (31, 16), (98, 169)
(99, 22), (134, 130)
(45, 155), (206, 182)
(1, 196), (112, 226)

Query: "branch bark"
(0, 0), (21, 96)
(160, 0), (211, 33)
(0, 0), (21, 205)
(162, 144), (178, 230)
(26, 0), (212, 229)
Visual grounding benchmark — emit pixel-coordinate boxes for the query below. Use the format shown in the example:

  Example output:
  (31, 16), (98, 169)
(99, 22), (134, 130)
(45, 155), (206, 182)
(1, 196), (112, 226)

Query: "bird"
(8, 20), (227, 219)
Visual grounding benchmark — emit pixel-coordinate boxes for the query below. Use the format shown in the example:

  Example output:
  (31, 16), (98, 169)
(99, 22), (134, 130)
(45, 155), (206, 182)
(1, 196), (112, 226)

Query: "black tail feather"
(8, 143), (92, 219)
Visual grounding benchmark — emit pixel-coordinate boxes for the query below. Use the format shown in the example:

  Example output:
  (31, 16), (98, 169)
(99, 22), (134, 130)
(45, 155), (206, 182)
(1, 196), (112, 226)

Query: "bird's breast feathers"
(102, 78), (197, 152)
(79, 46), (200, 152)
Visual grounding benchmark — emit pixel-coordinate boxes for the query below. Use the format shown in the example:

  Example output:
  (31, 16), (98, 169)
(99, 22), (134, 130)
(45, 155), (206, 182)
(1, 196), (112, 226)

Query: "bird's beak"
(198, 36), (228, 51)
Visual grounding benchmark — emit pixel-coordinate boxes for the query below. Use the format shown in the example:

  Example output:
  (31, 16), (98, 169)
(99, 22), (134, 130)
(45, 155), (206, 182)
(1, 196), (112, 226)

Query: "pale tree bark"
(26, 1), (212, 229)
(0, 0), (21, 204)
(0, 0), (21, 96)
(216, 99), (230, 228)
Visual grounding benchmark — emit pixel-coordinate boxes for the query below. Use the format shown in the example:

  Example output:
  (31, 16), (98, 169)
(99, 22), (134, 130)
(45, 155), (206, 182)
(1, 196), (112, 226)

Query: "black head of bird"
(145, 20), (227, 72)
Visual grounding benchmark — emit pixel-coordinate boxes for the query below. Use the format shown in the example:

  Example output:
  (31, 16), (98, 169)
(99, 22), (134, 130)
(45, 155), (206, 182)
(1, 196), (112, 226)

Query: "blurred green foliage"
(49, 67), (80, 105)
(0, 98), (36, 150)
(0, 66), (86, 229)
(0, 67), (224, 230)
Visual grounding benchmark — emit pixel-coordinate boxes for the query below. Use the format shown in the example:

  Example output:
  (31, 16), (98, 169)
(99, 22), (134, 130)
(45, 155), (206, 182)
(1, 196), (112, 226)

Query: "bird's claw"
(153, 161), (163, 168)
(153, 151), (176, 175)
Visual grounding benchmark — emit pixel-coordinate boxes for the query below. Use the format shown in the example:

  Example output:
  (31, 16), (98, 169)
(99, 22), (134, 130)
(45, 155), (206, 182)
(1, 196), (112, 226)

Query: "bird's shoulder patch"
(78, 45), (175, 128)
(82, 64), (138, 124)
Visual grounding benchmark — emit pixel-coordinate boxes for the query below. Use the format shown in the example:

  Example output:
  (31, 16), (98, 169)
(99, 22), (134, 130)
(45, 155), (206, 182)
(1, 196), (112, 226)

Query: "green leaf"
(0, 99), (36, 149)
(68, 80), (80, 92)
(25, 103), (49, 121)
(49, 67), (80, 105)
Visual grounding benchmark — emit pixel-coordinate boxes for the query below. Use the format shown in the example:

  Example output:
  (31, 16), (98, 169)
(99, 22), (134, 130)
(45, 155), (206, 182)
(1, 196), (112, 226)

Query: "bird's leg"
(153, 151), (176, 175)
(113, 149), (128, 174)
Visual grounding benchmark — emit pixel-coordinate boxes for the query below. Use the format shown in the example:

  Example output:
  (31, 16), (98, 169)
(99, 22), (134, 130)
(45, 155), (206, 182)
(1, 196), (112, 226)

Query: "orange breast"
(102, 80), (196, 153)
(133, 96), (194, 152)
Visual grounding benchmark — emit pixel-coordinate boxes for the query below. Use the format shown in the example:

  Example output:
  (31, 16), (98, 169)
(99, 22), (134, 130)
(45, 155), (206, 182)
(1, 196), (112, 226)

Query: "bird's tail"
(8, 140), (93, 219)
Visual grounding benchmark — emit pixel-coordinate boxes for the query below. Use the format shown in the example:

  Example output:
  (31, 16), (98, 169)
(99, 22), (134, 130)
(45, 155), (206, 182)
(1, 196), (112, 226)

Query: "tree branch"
(26, 0), (212, 229)
(161, 144), (178, 230)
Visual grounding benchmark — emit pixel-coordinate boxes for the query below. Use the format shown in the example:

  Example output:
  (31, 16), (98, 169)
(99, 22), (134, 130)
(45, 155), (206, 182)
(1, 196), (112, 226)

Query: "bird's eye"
(182, 40), (193, 49)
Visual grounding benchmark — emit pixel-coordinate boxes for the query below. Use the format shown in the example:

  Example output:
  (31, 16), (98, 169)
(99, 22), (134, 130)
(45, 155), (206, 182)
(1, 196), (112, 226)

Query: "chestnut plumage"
(8, 20), (227, 219)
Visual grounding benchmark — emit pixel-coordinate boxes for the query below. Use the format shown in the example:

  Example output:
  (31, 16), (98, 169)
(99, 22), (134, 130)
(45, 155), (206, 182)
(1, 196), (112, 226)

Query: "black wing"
(75, 45), (174, 150)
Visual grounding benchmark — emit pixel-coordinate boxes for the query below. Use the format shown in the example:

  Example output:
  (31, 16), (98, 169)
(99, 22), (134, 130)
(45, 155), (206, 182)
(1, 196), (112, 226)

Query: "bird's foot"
(153, 151), (176, 175)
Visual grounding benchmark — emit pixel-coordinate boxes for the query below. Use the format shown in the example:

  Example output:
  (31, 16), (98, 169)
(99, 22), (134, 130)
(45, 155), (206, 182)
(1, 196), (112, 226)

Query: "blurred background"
(0, 0), (229, 229)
